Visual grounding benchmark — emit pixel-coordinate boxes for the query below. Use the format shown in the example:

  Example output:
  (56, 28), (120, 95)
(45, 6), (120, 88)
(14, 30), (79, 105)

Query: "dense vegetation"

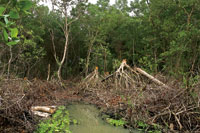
(1, 0), (200, 81)
(0, 0), (200, 132)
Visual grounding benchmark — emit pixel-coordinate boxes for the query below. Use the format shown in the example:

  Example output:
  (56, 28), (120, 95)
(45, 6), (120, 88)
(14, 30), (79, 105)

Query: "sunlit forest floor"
(0, 74), (199, 132)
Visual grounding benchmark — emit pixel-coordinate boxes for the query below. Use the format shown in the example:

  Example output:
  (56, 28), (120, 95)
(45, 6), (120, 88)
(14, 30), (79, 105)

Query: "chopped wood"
(31, 106), (56, 117)
(32, 111), (51, 117)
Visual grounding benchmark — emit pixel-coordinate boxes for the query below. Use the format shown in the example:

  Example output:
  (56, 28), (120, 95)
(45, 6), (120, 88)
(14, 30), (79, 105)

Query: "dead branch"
(102, 59), (137, 84)
(135, 67), (171, 89)
(83, 67), (99, 82)
(172, 112), (183, 130)
(80, 67), (101, 89)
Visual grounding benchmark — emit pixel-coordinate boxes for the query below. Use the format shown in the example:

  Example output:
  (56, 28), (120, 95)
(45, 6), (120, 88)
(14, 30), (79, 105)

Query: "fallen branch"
(172, 112), (183, 130)
(102, 59), (138, 82)
(135, 67), (171, 89)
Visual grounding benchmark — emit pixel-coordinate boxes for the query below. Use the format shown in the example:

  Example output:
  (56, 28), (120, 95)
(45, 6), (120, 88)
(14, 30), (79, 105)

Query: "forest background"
(1, 0), (200, 84)
(1, 0), (200, 132)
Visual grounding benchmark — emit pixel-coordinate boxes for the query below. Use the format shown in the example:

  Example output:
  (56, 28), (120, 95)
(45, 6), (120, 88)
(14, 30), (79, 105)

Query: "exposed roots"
(80, 67), (102, 89)
(102, 59), (140, 90)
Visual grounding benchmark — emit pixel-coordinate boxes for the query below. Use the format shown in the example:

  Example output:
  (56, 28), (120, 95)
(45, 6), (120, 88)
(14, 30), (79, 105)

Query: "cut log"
(32, 111), (51, 117)
(135, 67), (171, 89)
(31, 106), (56, 114)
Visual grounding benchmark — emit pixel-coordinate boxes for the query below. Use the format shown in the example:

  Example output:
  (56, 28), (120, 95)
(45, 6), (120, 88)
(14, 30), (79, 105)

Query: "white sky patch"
(88, 0), (115, 4)
(39, 0), (132, 10)
(39, 0), (116, 9)
(39, 1), (52, 9)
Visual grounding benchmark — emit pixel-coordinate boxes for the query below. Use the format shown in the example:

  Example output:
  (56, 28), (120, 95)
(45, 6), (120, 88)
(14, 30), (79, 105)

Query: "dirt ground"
(0, 76), (200, 132)
(0, 78), (131, 132)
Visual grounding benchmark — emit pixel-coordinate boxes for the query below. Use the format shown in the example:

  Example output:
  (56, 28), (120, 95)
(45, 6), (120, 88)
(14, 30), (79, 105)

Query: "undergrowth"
(106, 118), (127, 127)
(136, 121), (162, 133)
(35, 106), (77, 133)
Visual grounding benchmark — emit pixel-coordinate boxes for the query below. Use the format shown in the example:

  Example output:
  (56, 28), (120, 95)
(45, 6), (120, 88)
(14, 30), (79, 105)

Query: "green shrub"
(35, 106), (75, 133)
(106, 118), (127, 127)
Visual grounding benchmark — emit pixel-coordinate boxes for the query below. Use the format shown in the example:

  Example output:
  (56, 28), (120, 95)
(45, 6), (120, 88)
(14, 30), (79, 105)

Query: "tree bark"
(47, 64), (50, 81)
(57, 13), (69, 81)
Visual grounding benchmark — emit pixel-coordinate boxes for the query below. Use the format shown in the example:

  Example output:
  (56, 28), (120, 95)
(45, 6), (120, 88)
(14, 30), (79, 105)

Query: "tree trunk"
(85, 42), (93, 77)
(57, 14), (69, 81)
(85, 31), (98, 76)
(47, 64), (50, 81)
(57, 64), (62, 81)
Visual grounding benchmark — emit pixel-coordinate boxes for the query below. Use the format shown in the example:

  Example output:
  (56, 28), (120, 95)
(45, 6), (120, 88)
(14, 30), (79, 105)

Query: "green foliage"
(36, 106), (77, 133)
(112, 59), (121, 71)
(18, 0), (32, 11)
(136, 121), (162, 133)
(106, 118), (127, 127)
(138, 56), (158, 73)
(0, 0), (33, 47)
(9, 9), (20, 19)
(3, 28), (8, 42)
(0, 0), (200, 80)
(137, 121), (149, 129)
(0, 7), (6, 16)
(10, 28), (18, 38)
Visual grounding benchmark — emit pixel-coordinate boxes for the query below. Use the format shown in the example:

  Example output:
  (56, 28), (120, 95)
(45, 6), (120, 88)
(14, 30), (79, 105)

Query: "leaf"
(18, 0), (32, 11)
(0, 21), (5, 27)
(0, 6), (6, 16)
(9, 10), (20, 19)
(4, 16), (9, 25)
(12, 0), (18, 6)
(11, 28), (18, 38)
(6, 21), (15, 27)
(3, 29), (8, 42)
(7, 40), (20, 46)
(178, 31), (187, 38)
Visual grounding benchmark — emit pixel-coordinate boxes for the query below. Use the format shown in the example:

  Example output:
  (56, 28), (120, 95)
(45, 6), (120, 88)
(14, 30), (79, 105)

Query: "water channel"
(67, 104), (139, 133)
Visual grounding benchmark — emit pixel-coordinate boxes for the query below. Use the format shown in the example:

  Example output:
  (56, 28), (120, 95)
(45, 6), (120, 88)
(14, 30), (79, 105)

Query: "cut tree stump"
(102, 59), (171, 89)
(83, 59), (171, 90)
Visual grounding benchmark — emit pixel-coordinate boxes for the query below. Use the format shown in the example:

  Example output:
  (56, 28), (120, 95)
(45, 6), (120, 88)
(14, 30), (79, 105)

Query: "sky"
(39, 0), (120, 9)
(89, 0), (115, 4)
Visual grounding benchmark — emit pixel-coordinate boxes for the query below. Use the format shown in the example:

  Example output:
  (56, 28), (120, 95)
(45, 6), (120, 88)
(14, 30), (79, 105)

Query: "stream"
(67, 104), (139, 133)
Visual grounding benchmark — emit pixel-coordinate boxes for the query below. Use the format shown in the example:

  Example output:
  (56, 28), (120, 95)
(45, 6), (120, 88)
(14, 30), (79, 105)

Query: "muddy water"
(67, 104), (137, 133)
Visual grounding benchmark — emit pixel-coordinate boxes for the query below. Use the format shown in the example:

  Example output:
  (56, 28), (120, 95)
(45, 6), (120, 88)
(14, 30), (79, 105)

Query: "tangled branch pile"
(0, 78), (62, 132)
(80, 60), (200, 132)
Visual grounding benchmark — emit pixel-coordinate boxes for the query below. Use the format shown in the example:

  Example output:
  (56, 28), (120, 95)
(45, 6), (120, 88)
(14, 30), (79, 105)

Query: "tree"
(130, 0), (200, 78)
(47, 0), (86, 81)
(0, 0), (33, 78)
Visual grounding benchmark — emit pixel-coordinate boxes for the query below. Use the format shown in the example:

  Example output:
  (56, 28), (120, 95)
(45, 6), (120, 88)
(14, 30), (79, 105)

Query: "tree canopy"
(0, 0), (200, 81)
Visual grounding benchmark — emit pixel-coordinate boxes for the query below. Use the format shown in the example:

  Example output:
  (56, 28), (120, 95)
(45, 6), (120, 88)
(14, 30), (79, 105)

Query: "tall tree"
(48, 0), (86, 81)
